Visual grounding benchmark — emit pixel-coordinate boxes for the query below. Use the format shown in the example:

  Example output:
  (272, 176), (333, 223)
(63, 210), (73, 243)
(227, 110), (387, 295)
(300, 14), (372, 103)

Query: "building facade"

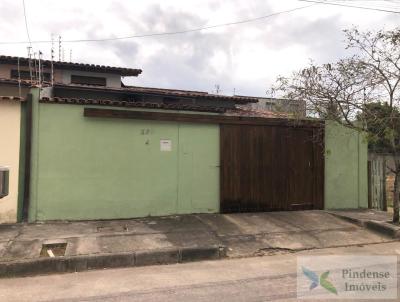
(0, 55), (368, 223)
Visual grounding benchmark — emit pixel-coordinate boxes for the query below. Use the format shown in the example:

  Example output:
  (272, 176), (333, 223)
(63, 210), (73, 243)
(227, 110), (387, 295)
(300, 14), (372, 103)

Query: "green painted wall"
(26, 88), (368, 219)
(325, 120), (368, 209)
(28, 96), (219, 221)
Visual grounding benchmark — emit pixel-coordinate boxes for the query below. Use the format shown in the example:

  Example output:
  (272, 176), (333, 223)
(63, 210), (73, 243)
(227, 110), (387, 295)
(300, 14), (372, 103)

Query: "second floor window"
(71, 75), (107, 86)
(10, 70), (51, 82)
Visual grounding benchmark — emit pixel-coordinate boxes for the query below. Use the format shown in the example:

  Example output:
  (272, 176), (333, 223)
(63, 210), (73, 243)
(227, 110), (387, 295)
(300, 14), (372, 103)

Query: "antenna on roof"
(27, 46), (33, 82)
(17, 57), (21, 98)
(58, 35), (62, 62)
(214, 84), (220, 95)
(62, 48), (65, 62)
(33, 52), (38, 85)
(51, 34), (55, 86)
(38, 50), (42, 87)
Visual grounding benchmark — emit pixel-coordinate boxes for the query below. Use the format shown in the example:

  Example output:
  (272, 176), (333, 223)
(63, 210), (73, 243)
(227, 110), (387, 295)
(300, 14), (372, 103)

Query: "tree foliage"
(358, 103), (400, 153)
(270, 27), (400, 222)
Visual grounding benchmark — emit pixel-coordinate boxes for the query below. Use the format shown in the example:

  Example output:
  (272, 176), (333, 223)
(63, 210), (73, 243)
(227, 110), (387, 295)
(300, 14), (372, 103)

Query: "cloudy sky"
(0, 0), (399, 96)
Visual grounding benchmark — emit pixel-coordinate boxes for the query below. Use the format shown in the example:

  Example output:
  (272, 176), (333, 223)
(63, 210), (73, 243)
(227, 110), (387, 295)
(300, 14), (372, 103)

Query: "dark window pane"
(163, 97), (180, 104)
(71, 75), (107, 86)
(10, 70), (51, 82)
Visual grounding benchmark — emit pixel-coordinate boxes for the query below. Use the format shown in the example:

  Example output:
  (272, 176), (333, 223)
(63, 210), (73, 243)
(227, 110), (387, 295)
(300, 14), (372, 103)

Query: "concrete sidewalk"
(328, 209), (400, 238)
(0, 211), (393, 277)
(3, 241), (400, 302)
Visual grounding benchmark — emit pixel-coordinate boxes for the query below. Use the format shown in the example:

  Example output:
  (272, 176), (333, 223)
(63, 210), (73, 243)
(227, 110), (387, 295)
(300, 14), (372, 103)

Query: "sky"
(0, 0), (399, 97)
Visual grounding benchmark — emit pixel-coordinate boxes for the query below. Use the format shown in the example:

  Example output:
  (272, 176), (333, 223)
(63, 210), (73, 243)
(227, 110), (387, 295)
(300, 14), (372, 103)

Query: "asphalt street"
(1, 241), (400, 302)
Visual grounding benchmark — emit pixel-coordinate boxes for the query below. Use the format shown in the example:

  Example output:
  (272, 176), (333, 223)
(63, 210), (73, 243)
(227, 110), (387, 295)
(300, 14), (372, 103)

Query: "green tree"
(270, 28), (400, 223)
(359, 103), (400, 154)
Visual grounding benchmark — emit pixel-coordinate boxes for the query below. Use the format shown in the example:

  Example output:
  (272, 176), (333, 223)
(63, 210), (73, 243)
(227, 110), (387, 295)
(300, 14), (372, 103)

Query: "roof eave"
(53, 83), (257, 103)
(0, 55), (142, 77)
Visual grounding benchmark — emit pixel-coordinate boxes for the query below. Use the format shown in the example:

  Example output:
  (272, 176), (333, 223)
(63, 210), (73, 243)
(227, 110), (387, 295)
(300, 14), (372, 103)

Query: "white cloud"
(0, 0), (398, 96)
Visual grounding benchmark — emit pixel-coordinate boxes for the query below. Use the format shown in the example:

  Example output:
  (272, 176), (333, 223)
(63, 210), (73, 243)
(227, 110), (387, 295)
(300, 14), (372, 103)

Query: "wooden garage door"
(220, 124), (324, 212)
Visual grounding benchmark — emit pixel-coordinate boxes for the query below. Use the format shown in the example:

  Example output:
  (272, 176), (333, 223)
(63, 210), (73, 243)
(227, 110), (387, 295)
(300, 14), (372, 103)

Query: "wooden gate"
(220, 124), (324, 212)
(368, 157), (387, 211)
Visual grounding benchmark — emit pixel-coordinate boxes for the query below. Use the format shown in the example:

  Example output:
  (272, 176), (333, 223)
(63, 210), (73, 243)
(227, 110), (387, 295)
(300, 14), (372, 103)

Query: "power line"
(321, 0), (400, 10)
(299, 0), (400, 13)
(334, 0), (400, 2)
(21, 0), (32, 46)
(0, 4), (316, 45)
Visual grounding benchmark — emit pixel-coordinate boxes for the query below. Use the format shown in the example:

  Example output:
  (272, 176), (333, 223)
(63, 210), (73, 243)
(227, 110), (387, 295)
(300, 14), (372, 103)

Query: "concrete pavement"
(328, 209), (393, 224)
(329, 209), (400, 238)
(0, 211), (394, 277)
(1, 241), (400, 302)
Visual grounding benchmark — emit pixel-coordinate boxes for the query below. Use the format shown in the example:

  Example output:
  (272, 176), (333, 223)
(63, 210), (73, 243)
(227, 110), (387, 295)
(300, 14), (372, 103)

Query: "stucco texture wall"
(29, 102), (220, 221)
(60, 70), (121, 88)
(0, 100), (21, 223)
(325, 120), (368, 209)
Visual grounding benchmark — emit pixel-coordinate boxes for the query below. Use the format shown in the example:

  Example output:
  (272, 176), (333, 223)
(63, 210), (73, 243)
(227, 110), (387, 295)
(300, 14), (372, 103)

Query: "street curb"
(135, 248), (180, 266)
(0, 245), (227, 278)
(181, 246), (221, 262)
(364, 220), (400, 239)
(327, 212), (400, 239)
(326, 212), (365, 227)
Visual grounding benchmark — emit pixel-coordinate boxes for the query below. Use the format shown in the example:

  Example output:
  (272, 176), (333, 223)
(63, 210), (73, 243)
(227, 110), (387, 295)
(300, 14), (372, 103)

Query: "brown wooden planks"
(220, 124), (324, 213)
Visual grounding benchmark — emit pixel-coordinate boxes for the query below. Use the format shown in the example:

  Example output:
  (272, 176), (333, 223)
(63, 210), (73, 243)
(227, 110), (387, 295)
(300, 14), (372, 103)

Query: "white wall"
(60, 70), (121, 88)
(0, 64), (122, 88)
(0, 100), (21, 223)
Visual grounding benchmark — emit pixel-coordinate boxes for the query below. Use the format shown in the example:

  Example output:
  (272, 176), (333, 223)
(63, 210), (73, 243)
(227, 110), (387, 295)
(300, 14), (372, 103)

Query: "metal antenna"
(62, 48), (65, 62)
(51, 34), (55, 86)
(58, 35), (61, 61)
(27, 46), (33, 82)
(17, 57), (21, 98)
(38, 51), (42, 87)
(214, 84), (220, 94)
(33, 52), (38, 84)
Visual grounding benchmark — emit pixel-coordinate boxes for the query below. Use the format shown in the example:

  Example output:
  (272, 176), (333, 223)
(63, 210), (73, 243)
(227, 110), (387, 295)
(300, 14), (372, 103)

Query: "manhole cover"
(40, 240), (67, 258)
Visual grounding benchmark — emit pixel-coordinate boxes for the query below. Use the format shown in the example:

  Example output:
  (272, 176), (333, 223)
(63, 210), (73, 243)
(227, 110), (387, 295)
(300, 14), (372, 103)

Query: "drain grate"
(97, 225), (128, 232)
(40, 241), (67, 258)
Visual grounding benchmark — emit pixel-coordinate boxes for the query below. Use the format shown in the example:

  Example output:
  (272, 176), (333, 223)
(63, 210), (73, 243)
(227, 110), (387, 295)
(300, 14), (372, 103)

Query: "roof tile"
(0, 95), (25, 102)
(55, 83), (257, 104)
(40, 97), (227, 113)
(0, 55), (142, 77)
(225, 107), (291, 118)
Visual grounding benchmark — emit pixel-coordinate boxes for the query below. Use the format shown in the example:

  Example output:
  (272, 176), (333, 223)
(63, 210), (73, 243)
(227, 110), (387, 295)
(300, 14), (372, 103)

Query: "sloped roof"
(0, 95), (25, 102)
(40, 97), (227, 113)
(225, 107), (291, 118)
(0, 78), (256, 104)
(0, 77), (36, 87)
(55, 83), (257, 104)
(0, 55), (142, 77)
(121, 85), (257, 103)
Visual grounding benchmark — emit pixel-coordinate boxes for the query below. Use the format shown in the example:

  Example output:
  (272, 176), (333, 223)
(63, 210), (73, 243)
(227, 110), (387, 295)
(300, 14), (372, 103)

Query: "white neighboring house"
(235, 96), (306, 117)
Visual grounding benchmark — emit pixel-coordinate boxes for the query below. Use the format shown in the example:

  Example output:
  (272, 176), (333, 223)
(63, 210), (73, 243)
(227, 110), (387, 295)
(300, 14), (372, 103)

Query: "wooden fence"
(368, 155), (387, 210)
